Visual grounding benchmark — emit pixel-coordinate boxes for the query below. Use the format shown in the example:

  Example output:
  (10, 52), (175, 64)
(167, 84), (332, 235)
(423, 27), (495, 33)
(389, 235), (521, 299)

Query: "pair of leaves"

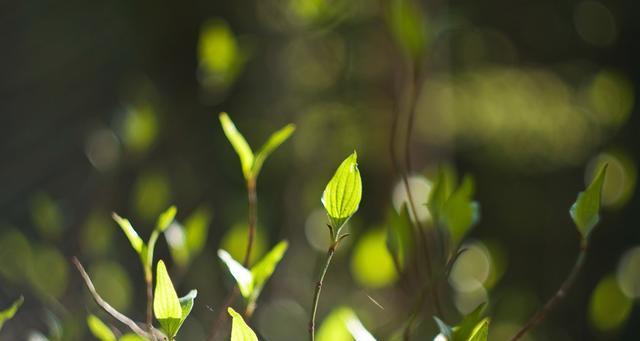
(154, 260), (197, 339)
(219, 112), (295, 181)
(0, 296), (23, 332)
(218, 241), (288, 303)
(228, 307), (258, 341)
(113, 206), (177, 274)
(322, 151), (363, 236)
(427, 169), (480, 248)
(434, 304), (489, 341)
(570, 164), (608, 240)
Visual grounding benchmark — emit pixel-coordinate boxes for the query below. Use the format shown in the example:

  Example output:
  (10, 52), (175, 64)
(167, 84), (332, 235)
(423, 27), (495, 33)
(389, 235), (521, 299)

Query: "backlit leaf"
(252, 124), (295, 177)
(250, 240), (288, 300)
(571, 163), (608, 239)
(177, 290), (197, 333)
(220, 112), (254, 180)
(0, 296), (23, 331)
(156, 206), (177, 232)
(322, 151), (363, 232)
(218, 249), (253, 298)
(153, 260), (182, 338)
(86, 314), (116, 341)
(112, 213), (143, 254)
(467, 318), (489, 341)
(229, 307), (258, 341)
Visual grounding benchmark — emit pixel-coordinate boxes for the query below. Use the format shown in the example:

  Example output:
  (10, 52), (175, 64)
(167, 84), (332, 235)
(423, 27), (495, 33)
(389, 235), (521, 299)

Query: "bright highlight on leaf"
(571, 163), (608, 239)
(218, 241), (289, 302)
(112, 213), (143, 254)
(86, 314), (116, 341)
(228, 307), (258, 341)
(322, 151), (363, 232)
(219, 112), (295, 180)
(317, 307), (376, 341)
(153, 260), (182, 338)
(467, 318), (489, 341)
(156, 206), (177, 232)
(0, 296), (23, 332)
(433, 303), (488, 341)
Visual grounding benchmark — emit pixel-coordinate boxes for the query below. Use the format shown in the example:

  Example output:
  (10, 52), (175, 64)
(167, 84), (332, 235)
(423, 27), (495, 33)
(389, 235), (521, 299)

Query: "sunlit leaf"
(352, 228), (398, 288)
(156, 206), (177, 232)
(119, 334), (146, 341)
(571, 163), (608, 239)
(466, 318), (489, 341)
(220, 112), (254, 180)
(317, 307), (353, 341)
(153, 260), (182, 338)
(86, 314), (116, 341)
(112, 213), (143, 254)
(252, 124), (296, 176)
(433, 317), (452, 340)
(228, 307), (258, 341)
(218, 249), (253, 298)
(441, 176), (480, 246)
(177, 290), (197, 333)
(344, 309), (377, 341)
(0, 296), (23, 331)
(322, 151), (363, 232)
(451, 303), (487, 340)
(589, 275), (631, 331)
(250, 240), (288, 300)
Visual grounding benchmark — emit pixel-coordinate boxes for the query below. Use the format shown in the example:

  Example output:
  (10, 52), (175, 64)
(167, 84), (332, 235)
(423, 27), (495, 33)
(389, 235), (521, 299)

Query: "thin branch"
(509, 240), (589, 341)
(72, 257), (163, 341)
(309, 241), (339, 341)
(243, 178), (258, 267)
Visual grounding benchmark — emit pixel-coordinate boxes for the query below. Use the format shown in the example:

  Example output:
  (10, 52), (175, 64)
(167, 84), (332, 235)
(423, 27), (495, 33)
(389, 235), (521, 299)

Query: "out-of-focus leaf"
(322, 151), (363, 232)
(156, 206), (177, 232)
(112, 213), (143, 254)
(317, 307), (353, 341)
(86, 314), (116, 341)
(571, 164), (608, 239)
(166, 206), (212, 267)
(433, 317), (452, 340)
(352, 229), (398, 288)
(388, 0), (428, 60)
(386, 205), (414, 269)
(428, 168), (454, 223)
(250, 240), (288, 300)
(218, 250), (253, 298)
(228, 307), (258, 341)
(153, 260), (182, 338)
(252, 124), (296, 176)
(441, 176), (480, 246)
(343, 309), (377, 341)
(119, 334), (146, 341)
(220, 112), (254, 180)
(451, 303), (487, 340)
(0, 296), (23, 331)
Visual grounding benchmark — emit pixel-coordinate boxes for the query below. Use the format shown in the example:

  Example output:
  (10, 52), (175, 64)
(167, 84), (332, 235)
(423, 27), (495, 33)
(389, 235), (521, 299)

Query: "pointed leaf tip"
(322, 151), (363, 232)
(219, 112), (254, 180)
(229, 307), (258, 341)
(154, 260), (182, 338)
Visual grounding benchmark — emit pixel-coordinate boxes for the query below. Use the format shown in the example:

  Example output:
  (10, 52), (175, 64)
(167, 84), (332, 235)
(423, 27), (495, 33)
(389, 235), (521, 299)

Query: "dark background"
(1, 0), (639, 340)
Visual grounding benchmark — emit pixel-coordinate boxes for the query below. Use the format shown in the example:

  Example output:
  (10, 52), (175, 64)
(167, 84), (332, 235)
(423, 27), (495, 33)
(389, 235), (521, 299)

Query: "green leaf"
(467, 318), (489, 341)
(570, 163), (608, 239)
(228, 307), (258, 341)
(112, 213), (143, 254)
(153, 260), (182, 338)
(144, 230), (160, 271)
(441, 176), (480, 247)
(177, 290), (197, 333)
(322, 151), (363, 232)
(386, 205), (414, 269)
(218, 249), (253, 298)
(451, 303), (487, 341)
(156, 205), (177, 232)
(252, 124), (295, 177)
(388, 0), (429, 60)
(427, 168), (455, 223)
(433, 317), (452, 340)
(250, 240), (288, 301)
(343, 309), (376, 341)
(0, 296), (23, 331)
(86, 314), (116, 341)
(119, 334), (146, 341)
(220, 112), (254, 180)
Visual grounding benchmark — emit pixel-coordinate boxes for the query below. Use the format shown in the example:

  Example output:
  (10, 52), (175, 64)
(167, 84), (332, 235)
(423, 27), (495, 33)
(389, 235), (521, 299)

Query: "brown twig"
(509, 240), (589, 341)
(309, 240), (340, 341)
(72, 257), (163, 341)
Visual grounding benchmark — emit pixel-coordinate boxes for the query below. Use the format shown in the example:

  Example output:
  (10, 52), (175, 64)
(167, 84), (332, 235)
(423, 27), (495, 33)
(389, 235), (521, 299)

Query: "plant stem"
(144, 268), (155, 340)
(208, 287), (240, 341)
(243, 177), (257, 267)
(309, 242), (338, 341)
(509, 239), (589, 341)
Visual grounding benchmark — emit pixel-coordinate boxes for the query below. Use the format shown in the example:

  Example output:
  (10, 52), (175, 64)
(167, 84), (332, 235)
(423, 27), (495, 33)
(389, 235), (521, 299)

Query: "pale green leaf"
(570, 163), (608, 239)
(343, 309), (376, 341)
(86, 314), (116, 341)
(467, 318), (489, 341)
(0, 296), (23, 331)
(156, 206), (177, 232)
(219, 112), (254, 180)
(144, 230), (160, 271)
(112, 213), (143, 254)
(228, 307), (258, 341)
(252, 124), (295, 177)
(322, 151), (363, 231)
(153, 260), (182, 338)
(250, 240), (288, 301)
(119, 334), (146, 341)
(451, 303), (486, 341)
(218, 249), (253, 298)
(175, 289), (197, 334)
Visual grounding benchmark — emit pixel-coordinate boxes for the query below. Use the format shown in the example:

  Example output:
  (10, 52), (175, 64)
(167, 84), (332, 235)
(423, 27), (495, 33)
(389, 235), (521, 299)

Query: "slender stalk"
(510, 239), (589, 341)
(144, 269), (155, 339)
(309, 243), (337, 341)
(207, 177), (258, 341)
(243, 177), (258, 267)
(72, 257), (162, 340)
